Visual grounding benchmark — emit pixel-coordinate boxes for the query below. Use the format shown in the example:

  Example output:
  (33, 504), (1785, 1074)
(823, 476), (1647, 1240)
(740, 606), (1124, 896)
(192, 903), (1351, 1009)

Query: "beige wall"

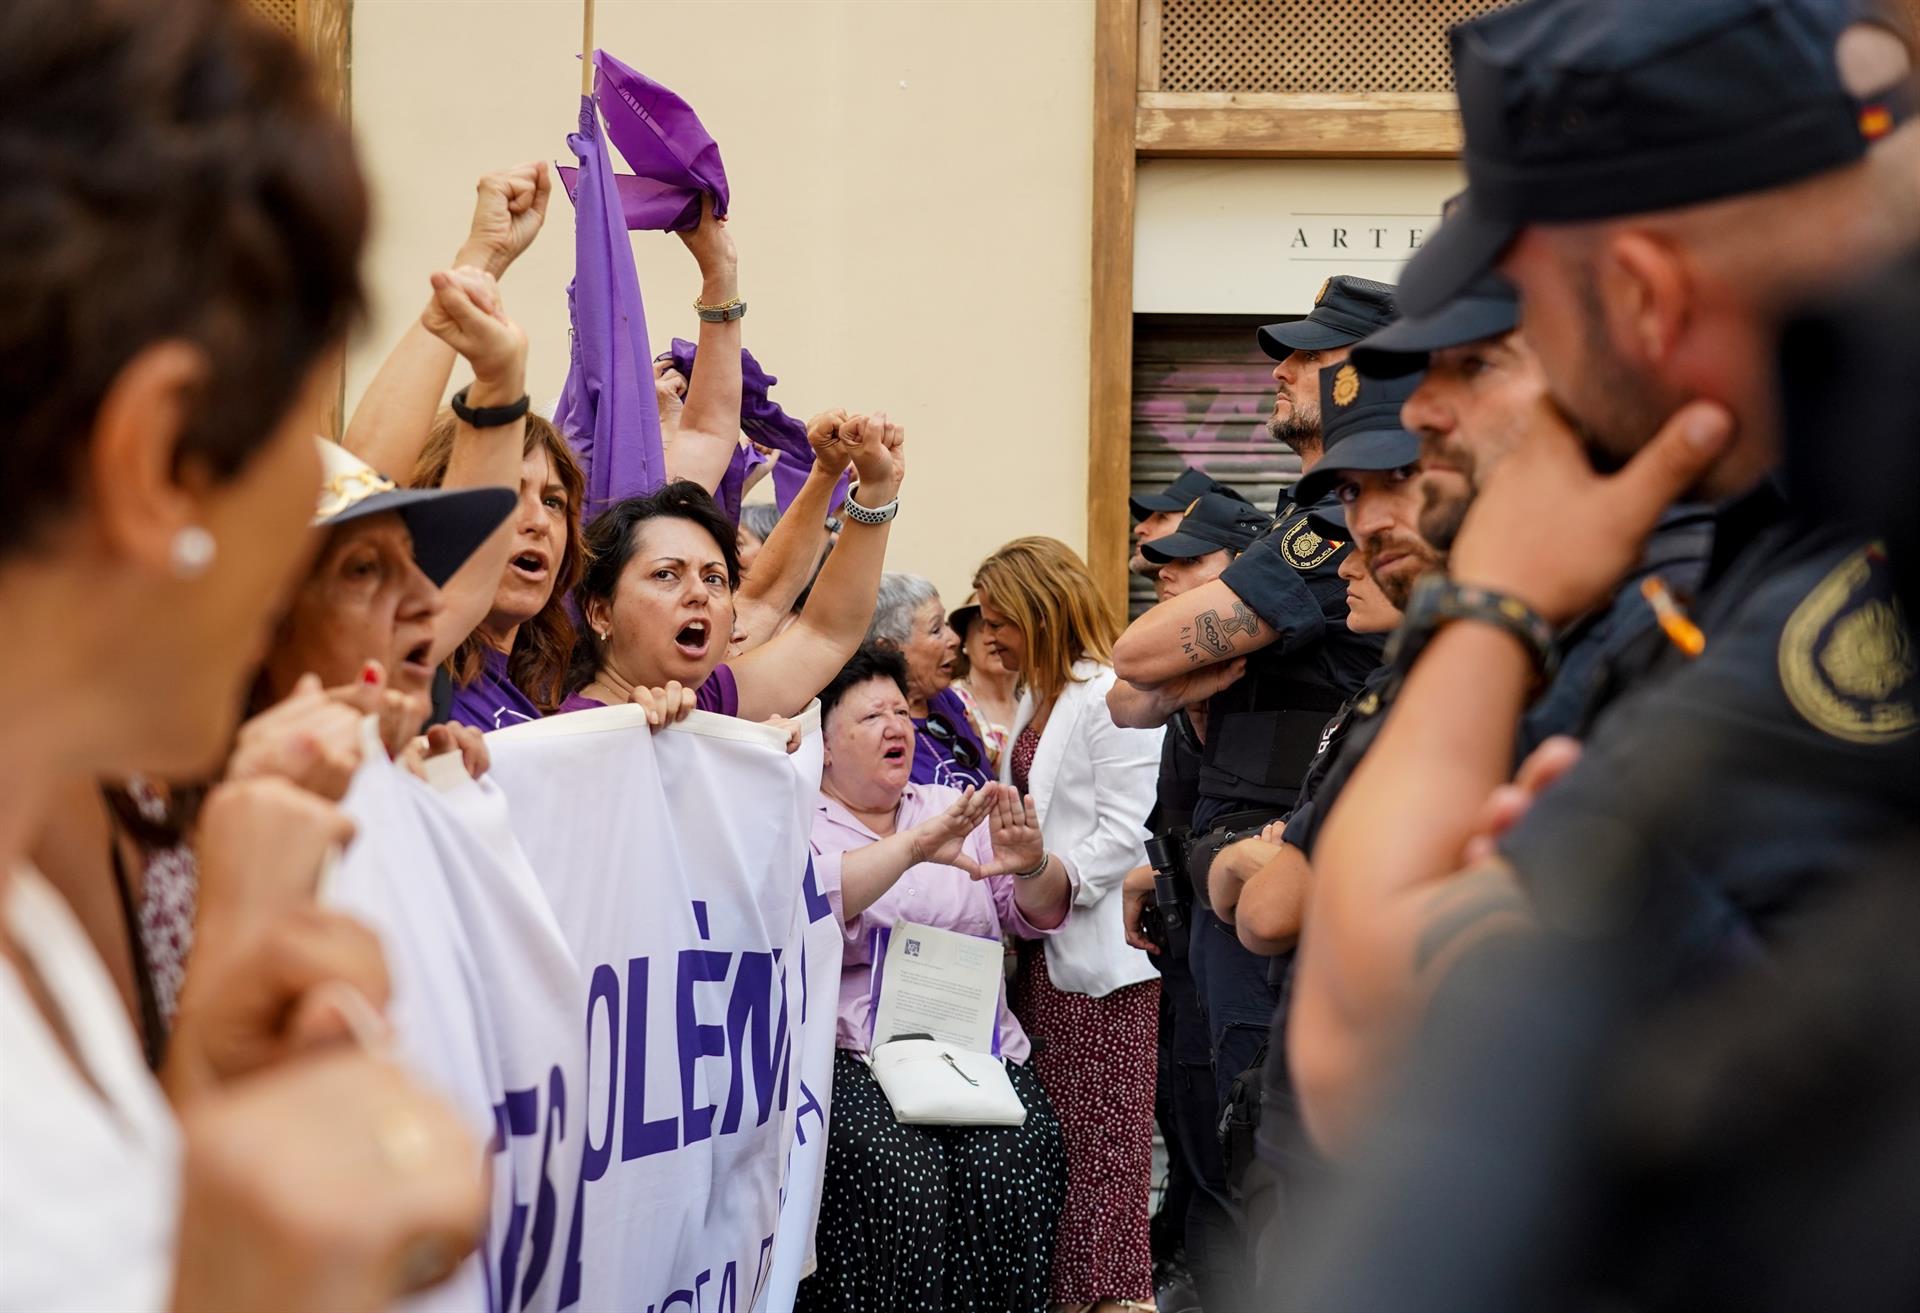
(348, 0), (1095, 609)
(1134, 158), (1466, 314)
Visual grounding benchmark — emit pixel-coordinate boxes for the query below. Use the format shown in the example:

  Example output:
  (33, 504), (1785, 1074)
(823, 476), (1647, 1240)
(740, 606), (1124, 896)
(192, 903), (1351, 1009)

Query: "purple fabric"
(911, 687), (993, 791)
(448, 649), (544, 732)
(712, 440), (768, 523)
(554, 88), (666, 514)
(666, 338), (852, 516)
(811, 782), (1072, 1060)
(554, 663), (740, 719)
(555, 51), (728, 234)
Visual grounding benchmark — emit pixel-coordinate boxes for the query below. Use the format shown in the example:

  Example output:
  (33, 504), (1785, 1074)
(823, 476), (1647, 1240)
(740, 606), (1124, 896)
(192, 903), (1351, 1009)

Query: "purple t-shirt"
(912, 686), (992, 790)
(447, 648), (544, 732)
(555, 663), (741, 718)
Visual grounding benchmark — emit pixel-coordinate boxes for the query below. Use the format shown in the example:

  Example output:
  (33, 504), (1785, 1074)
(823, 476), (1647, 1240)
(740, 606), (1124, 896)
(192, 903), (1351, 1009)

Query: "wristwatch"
(840, 488), (900, 526)
(693, 296), (747, 323)
(1386, 574), (1559, 682)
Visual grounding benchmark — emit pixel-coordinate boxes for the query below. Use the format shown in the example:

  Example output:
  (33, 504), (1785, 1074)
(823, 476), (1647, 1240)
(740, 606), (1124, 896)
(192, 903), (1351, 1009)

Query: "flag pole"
(581, 0), (596, 94)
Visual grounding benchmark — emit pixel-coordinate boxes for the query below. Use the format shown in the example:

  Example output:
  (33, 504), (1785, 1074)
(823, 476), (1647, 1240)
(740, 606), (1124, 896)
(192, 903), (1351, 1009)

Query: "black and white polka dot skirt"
(796, 1048), (1067, 1313)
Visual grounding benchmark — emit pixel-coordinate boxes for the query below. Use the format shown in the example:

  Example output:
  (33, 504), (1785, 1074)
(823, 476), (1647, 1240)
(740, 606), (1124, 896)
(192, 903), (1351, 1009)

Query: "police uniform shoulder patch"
(1777, 545), (1918, 744)
(1280, 517), (1341, 571)
(1331, 364), (1360, 408)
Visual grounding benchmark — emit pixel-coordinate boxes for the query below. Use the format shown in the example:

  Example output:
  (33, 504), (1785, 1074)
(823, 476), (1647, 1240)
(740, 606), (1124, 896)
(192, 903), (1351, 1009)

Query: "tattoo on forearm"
(1414, 865), (1531, 975)
(1191, 602), (1259, 659)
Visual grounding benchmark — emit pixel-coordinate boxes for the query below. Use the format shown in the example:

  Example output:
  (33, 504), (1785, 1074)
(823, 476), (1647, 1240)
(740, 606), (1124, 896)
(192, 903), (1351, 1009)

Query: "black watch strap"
(1387, 575), (1560, 682)
(450, 386), (531, 429)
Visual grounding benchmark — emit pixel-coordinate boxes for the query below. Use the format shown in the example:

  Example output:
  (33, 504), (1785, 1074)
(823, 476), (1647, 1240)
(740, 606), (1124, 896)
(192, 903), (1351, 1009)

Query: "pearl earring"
(170, 526), (217, 579)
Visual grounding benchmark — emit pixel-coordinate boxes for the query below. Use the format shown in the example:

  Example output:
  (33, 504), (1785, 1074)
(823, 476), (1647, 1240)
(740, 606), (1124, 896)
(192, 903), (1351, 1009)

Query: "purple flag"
(667, 339), (852, 517)
(554, 89), (664, 512)
(555, 51), (729, 234)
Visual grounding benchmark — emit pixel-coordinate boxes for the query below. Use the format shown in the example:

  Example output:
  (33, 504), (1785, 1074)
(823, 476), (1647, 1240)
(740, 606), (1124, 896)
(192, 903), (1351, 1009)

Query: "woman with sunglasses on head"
(864, 573), (992, 790)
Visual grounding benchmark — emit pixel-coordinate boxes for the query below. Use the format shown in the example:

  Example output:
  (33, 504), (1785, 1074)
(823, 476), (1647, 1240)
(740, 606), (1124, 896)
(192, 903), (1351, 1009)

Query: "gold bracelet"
(692, 295), (744, 313)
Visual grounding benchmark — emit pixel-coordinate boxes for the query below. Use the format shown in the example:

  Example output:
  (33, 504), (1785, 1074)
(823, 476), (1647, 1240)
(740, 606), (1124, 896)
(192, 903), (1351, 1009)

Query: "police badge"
(1778, 546), (1918, 743)
(1280, 518), (1341, 570)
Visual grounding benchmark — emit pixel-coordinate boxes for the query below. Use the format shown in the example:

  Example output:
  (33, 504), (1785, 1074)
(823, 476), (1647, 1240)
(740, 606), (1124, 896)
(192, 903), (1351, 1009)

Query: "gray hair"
(738, 502), (781, 544)
(865, 572), (941, 648)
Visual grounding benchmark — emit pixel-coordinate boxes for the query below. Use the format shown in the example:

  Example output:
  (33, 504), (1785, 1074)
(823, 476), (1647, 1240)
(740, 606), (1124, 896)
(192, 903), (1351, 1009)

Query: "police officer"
(1120, 484), (1266, 1310)
(1109, 275), (1396, 1306)
(1130, 466), (1255, 579)
(1290, 0), (1920, 1156)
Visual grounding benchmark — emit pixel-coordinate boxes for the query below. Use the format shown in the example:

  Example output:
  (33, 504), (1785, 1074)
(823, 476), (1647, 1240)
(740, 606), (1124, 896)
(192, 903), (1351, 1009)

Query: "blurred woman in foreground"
(0, 3), (482, 1308)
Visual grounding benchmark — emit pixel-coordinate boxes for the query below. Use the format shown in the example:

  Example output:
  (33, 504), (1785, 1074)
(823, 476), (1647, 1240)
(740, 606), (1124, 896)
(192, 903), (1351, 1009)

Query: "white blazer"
(1003, 659), (1165, 998)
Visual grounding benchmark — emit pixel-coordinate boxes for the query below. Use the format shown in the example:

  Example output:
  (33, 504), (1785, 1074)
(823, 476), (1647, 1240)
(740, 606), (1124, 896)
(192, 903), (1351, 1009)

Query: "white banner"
(762, 848), (840, 1309)
(328, 736), (587, 1313)
(485, 705), (824, 1313)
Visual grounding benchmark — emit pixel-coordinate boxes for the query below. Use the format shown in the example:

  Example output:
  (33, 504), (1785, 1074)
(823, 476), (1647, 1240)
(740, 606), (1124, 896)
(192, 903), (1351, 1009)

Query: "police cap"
(1401, 0), (1918, 316)
(1141, 492), (1275, 564)
(1258, 276), (1399, 359)
(1294, 365), (1424, 504)
(1130, 466), (1254, 521)
(1351, 273), (1521, 379)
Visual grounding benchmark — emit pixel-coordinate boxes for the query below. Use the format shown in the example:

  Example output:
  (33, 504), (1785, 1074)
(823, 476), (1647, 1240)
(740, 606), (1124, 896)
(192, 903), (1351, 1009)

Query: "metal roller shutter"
(1127, 312), (1307, 616)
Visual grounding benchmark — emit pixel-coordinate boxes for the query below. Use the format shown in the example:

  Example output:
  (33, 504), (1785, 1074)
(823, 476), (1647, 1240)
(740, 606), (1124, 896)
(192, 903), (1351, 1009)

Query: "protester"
(0, 3), (485, 1308)
(865, 573), (992, 789)
(801, 645), (1072, 1313)
(565, 413), (904, 721)
(949, 600), (1018, 770)
(737, 500), (781, 574)
(424, 411), (590, 725)
(259, 439), (513, 764)
(972, 538), (1164, 1313)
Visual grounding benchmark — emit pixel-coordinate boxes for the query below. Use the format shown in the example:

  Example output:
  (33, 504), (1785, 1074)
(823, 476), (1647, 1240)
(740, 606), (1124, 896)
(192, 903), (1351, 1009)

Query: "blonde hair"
(972, 536), (1119, 707)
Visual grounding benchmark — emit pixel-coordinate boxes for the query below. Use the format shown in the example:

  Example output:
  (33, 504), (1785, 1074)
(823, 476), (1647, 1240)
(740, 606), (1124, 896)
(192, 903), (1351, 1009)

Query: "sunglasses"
(922, 713), (982, 770)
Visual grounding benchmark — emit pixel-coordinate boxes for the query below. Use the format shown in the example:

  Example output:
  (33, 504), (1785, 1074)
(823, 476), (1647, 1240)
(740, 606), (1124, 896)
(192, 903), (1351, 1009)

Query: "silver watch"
(840, 488), (900, 526)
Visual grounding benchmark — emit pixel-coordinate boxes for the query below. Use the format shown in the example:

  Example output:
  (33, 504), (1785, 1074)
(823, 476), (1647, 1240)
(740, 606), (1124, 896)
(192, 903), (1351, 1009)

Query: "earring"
(594, 627), (609, 642)
(170, 526), (217, 579)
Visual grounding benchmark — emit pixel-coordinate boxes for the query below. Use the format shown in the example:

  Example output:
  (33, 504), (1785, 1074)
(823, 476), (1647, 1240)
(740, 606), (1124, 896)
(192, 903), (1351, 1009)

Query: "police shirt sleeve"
(1220, 535), (1340, 655)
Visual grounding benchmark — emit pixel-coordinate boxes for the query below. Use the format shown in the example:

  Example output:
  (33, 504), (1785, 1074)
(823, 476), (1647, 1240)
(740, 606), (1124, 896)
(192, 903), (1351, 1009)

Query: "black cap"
(1141, 493), (1274, 564)
(1304, 504), (1349, 545)
(948, 600), (980, 638)
(1351, 274), (1521, 379)
(313, 440), (517, 588)
(1294, 364), (1425, 503)
(1401, 0), (1918, 316)
(1258, 276), (1400, 357)
(1130, 466), (1253, 520)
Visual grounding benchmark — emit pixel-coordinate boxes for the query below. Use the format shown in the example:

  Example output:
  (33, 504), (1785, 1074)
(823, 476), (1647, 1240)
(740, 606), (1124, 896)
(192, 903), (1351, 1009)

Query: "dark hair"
(567, 480), (742, 694)
(415, 411), (587, 714)
(0, 0), (367, 557)
(819, 644), (910, 726)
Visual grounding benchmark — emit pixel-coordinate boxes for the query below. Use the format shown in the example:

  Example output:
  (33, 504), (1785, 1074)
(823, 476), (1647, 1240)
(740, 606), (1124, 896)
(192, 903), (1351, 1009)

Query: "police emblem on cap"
(1280, 518), (1340, 571)
(1778, 547), (1917, 744)
(1315, 278), (1331, 306)
(1331, 365), (1360, 408)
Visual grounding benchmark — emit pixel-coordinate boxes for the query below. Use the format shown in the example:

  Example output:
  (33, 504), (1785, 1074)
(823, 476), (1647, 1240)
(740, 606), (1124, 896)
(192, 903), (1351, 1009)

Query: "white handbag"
(868, 1038), (1028, 1127)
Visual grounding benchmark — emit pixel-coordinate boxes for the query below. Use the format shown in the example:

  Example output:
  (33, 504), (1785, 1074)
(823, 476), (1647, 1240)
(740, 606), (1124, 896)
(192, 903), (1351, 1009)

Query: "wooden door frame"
(1085, 0), (1464, 609)
(300, 0), (353, 440)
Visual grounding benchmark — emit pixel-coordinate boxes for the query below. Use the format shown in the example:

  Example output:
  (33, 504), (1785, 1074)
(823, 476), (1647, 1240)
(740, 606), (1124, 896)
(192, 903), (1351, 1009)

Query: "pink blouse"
(810, 782), (1073, 1061)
